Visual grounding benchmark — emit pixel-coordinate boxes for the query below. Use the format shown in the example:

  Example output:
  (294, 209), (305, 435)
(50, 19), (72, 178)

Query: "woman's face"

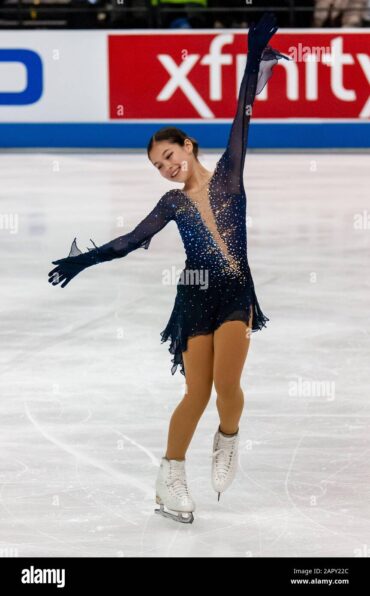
(149, 140), (194, 183)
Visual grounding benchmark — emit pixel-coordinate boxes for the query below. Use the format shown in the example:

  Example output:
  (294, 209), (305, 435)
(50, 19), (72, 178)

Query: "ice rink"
(0, 150), (369, 557)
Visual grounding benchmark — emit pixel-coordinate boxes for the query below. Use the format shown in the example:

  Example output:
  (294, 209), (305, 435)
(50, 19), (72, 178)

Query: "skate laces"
(168, 462), (189, 497)
(211, 433), (238, 476)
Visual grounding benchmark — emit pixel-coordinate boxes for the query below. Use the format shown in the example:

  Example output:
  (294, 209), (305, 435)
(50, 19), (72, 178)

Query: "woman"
(48, 12), (288, 524)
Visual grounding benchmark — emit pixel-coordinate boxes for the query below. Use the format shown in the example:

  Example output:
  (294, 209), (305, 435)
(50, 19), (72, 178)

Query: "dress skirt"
(160, 272), (269, 377)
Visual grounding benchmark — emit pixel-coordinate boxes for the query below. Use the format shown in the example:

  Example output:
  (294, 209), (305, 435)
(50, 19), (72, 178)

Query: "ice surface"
(0, 150), (369, 557)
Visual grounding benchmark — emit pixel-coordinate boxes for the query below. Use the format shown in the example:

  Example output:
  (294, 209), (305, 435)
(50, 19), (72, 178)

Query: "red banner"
(108, 32), (370, 120)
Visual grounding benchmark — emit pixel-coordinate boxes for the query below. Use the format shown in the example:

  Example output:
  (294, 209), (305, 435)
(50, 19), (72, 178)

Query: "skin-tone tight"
(165, 307), (253, 461)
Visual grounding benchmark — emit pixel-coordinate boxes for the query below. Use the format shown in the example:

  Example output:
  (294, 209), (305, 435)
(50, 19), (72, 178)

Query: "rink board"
(0, 29), (369, 148)
(0, 122), (369, 149)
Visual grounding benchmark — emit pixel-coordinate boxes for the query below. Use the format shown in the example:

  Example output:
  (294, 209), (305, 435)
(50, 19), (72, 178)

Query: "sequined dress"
(69, 46), (286, 377)
(157, 47), (285, 376)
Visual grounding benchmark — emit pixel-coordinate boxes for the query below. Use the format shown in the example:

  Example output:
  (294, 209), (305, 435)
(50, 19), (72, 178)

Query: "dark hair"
(147, 127), (199, 160)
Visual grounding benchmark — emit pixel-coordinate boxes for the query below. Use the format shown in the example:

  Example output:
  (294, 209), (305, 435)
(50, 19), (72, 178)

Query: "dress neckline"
(179, 170), (215, 206)
(174, 162), (244, 277)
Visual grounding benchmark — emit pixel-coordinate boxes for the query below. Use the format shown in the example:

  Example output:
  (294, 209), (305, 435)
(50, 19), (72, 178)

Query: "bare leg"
(213, 308), (253, 434)
(165, 333), (214, 461)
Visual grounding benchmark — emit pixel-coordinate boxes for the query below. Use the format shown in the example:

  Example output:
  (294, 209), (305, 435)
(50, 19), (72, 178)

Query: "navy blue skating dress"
(157, 47), (285, 376)
(66, 46), (286, 377)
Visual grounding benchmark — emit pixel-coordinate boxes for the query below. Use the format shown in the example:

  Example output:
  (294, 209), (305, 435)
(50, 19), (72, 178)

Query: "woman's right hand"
(48, 238), (101, 288)
(48, 254), (90, 288)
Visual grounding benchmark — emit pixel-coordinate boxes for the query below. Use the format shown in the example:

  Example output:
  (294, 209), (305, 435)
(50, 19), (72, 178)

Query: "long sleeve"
(69, 193), (174, 264)
(225, 45), (289, 189)
(49, 193), (174, 288)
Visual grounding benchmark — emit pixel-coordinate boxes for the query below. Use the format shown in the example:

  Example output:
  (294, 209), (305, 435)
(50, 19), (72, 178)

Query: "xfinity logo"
(156, 34), (370, 118)
(21, 566), (65, 588)
(0, 49), (43, 105)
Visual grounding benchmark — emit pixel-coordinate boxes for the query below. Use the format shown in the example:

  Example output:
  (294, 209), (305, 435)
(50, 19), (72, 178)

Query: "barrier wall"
(0, 29), (369, 148)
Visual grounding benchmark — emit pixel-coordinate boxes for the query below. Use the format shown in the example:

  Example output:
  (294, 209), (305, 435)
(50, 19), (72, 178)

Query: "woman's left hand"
(248, 12), (279, 58)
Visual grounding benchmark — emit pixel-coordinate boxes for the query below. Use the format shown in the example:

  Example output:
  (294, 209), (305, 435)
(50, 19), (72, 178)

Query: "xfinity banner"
(109, 31), (370, 120)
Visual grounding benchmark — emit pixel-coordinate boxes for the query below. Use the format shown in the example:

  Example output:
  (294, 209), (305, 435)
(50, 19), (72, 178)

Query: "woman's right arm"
(48, 193), (174, 288)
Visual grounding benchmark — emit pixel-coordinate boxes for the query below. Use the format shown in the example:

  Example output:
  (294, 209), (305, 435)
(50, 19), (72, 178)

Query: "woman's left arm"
(225, 12), (289, 188)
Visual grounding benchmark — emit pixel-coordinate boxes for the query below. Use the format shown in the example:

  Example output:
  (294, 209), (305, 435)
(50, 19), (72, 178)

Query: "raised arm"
(48, 193), (173, 288)
(226, 13), (289, 187)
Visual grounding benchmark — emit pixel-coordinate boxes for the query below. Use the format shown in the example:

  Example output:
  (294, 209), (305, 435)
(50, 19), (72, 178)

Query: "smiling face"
(149, 139), (195, 183)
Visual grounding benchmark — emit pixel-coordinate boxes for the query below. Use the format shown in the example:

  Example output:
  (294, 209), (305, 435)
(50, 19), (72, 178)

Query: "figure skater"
(48, 12), (289, 524)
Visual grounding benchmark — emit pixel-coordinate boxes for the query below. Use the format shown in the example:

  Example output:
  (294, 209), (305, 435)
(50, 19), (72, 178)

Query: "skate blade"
(154, 503), (194, 524)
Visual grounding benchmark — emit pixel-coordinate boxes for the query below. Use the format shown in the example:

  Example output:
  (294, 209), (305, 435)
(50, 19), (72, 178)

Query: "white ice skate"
(211, 425), (240, 501)
(155, 457), (195, 524)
